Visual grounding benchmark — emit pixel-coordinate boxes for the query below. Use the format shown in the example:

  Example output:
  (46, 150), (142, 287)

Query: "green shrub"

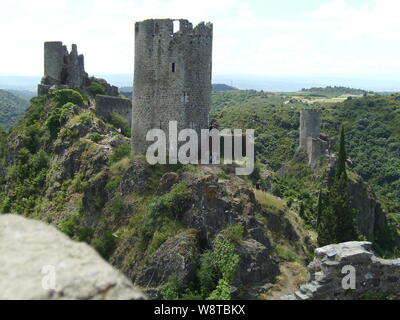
(91, 231), (117, 259)
(71, 174), (89, 193)
(223, 224), (245, 245)
(273, 245), (299, 262)
(212, 234), (240, 283)
(197, 251), (218, 298)
(90, 133), (103, 143)
(46, 101), (75, 140)
(109, 144), (131, 165)
(78, 112), (92, 125)
(108, 194), (124, 216)
(52, 89), (84, 107)
(89, 81), (107, 96)
(109, 112), (131, 137)
(161, 274), (183, 300)
(207, 279), (231, 301)
(138, 183), (190, 251)
(105, 175), (121, 194)
(59, 212), (94, 243)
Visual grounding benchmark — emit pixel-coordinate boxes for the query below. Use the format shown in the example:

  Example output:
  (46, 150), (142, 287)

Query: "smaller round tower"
(299, 109), (321, 151)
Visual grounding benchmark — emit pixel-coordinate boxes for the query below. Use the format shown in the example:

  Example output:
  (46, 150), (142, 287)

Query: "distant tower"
(132, 19), (213, 154)
(38, 41), (88, 95)
(299, 109), (327, 169)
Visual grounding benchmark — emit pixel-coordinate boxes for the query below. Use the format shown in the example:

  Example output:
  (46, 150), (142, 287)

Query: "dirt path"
(261, 262), (307, 300)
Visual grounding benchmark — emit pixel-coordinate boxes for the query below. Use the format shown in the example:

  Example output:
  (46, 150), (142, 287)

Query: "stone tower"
(38, 42), (88, 95)
(299, 109), (327, 169)
(132, 19), (213, 154)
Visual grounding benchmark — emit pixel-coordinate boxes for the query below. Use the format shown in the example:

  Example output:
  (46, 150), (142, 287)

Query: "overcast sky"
(1, 0), (400, 77)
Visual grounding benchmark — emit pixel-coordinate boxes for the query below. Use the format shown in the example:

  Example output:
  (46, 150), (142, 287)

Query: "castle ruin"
(38, 41), (132, 127)
(299, 109), (328, 169)
(131, 19), (213, 154)
(38, 42), (89, 95)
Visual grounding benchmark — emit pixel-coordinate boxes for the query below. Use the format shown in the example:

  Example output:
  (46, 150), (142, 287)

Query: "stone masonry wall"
(132, 19), (213, 154)
(95, 95), (132, 127)
(282, 242), (400, 300)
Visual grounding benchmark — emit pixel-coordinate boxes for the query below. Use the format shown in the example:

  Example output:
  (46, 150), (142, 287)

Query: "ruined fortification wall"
(95, 95), (132, 127)
(282, 242), (400, 300)
(38, 42), (88, 96)
(132, 19), (213, 154)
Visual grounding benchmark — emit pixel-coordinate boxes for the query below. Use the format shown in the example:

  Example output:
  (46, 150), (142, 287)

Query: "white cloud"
(0, 0), (399, 77)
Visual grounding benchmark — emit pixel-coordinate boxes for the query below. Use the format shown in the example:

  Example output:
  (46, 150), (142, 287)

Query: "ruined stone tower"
(299, 109), (328, 169)
(38, 41), (89, 95)
(132, 19), (213, 154)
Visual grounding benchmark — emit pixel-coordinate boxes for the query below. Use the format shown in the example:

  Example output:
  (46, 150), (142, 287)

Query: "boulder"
(135, 230), (200, 288)
(0, 214), (146, 300)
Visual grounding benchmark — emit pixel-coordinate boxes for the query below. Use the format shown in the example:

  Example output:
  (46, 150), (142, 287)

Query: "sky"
(1, 0), (400, 79)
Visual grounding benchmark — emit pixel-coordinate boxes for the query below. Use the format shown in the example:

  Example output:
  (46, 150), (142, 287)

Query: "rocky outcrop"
(282, 242), (400, 300)
(0, 214), (146, 300)
(235, 239), (279, 286)
(135, 230), (200, 288)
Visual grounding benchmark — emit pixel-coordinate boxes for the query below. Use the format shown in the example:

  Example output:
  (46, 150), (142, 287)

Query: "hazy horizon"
(1, 73), (399, 93)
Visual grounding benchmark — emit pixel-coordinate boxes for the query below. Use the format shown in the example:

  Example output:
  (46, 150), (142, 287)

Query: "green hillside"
(212, 91), (400, 215)
(0, 89), (30, 130)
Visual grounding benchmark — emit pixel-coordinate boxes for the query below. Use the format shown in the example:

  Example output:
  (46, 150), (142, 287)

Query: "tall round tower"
(132, 19), (213, 154)
(299, 109), (321, 151)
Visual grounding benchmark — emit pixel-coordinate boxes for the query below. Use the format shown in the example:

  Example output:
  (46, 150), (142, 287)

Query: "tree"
(318, 126), (358, 246)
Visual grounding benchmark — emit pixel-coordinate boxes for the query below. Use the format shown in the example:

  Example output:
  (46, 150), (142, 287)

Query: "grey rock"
(135, 230), (199, 288)
(0, 214), (146, 300)
(235, 239), (279, 286)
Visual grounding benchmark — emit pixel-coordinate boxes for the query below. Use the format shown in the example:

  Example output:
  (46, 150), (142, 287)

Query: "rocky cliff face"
(0, 214), (146, 300)
(282, 241), (400, 300)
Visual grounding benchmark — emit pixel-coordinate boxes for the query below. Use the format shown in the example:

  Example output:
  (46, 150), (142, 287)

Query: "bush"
(207, 279), (231, 300)
(90, 133), (103, 143)
(161, 274), (183, 300)
(212, 234), (240, 283)
(52, 89), (84, 107)
(109, 112), (131, 137)
(78, 112), (92, 125)
(89, 81), (107, 96)
(138, 183), (191, 250)
(91, 231), (117, 259)
(105, 175), (121, 194)
(273, 245), (299, 262)
(223, 224), (245, 245)
(197, 251), (218, 298)
(109, 144), (131, 165)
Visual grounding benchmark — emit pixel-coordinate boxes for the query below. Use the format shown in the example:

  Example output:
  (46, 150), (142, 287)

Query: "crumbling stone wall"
(132, 19), (213, 154)
(299, 109), (328, 169)
(282, 242), (400, 300)
(95, 95), (132, 127)
(38, 42), (89, 95)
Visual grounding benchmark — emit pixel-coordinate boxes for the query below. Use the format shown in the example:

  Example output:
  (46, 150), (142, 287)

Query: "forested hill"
(301, 86), (370, 96)
(0, 89), (30, 130)
(212, 91), (400, 214)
